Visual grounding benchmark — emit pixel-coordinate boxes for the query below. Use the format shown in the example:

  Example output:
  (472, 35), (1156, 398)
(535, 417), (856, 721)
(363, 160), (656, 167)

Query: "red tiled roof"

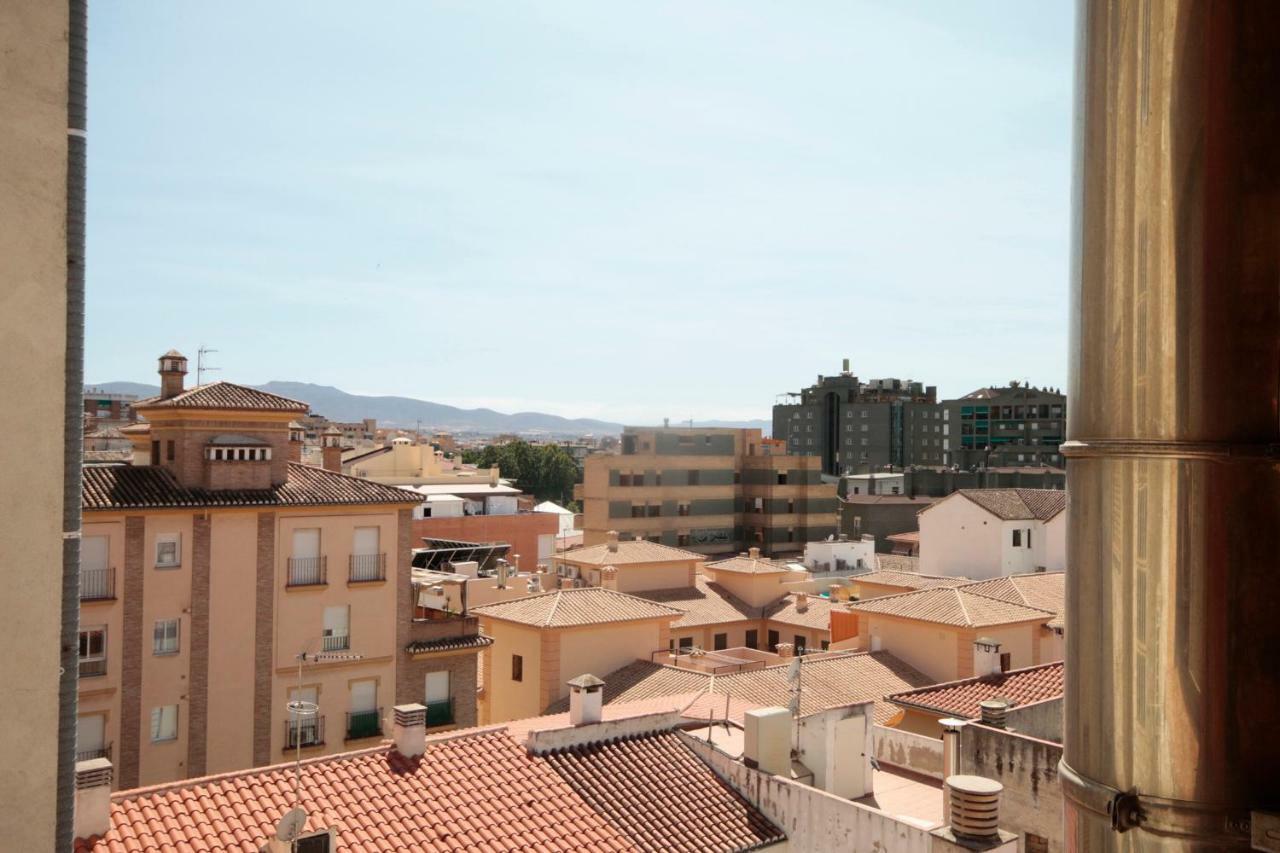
(404, 634), (494, 655)
(82, 462), (424, 510)
(75, 730), (634, 852)
(541, 731), (785, 853)
(134, 380), (308, 412)
(888, 661), (1065, 720)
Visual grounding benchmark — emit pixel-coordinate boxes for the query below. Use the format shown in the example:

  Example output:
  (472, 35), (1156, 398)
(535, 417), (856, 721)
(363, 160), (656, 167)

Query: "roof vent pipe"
(946, 775), (1003, 840)
(979, 699), (1009, 729)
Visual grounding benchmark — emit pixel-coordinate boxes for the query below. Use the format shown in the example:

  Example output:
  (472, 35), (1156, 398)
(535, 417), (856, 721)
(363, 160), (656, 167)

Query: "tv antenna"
(196, 345), (220, 385)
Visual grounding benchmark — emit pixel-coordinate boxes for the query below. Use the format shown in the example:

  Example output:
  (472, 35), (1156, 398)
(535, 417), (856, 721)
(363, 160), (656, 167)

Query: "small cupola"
(158, 349), (188, 399)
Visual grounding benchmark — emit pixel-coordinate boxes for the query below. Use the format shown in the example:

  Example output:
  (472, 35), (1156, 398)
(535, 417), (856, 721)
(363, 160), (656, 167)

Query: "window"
(512, 654), (523, 682)
(1012, 530), (1022, 547)
(678, 637), (693, 651)
(794, 635), (807, 654)
(677, 502), (690, 517)
(745, 629), (758, 649)
(150, 704), (179, 742)
(322, 606), (349, 651)
(347, 680), (380, 739)
(77, 714), (107, 761)
(768, 630), (780, 651)
(646, 504), (660, 517)
(860, 438), (868, 446)
(630, 505), (645, 518)
(79, 626), (107, 677)
(425, 671), (452, 726)
(677, 533), (689, 547)
(633, 473), (645, 487)
(1026, 528), (1033, 548)
(713, 633), (727, 651)
(155, 533), (181, 568)
(286, 687), (322, 747)
(688, 470), (700, 486)
(289, 528), (324, 585)
(151, 440), (159, 465)
(618, 472), (631, 487)
(153, 619), (180, 655)
(777, 472), (788, 485)
(821, 640), (830, 651)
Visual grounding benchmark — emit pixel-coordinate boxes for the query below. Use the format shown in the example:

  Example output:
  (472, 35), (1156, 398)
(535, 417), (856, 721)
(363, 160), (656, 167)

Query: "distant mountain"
(84, 380), (770, 436)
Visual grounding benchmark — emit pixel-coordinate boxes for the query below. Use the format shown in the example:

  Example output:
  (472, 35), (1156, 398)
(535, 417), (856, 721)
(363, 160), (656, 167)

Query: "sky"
(87, 1), (1075, 424)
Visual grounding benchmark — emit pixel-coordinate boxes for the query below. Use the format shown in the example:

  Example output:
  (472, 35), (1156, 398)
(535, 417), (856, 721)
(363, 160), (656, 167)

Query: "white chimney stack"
(567, 674), (605, 726)
(606, 530), (619, 553)
(74, 758), (113, 841)
(973, 637), (1002, 677)
(393, 704), (427, 758)
(743, 707), (792, 776)
(748, 546), (761, 559)
(947, 775), (1004, 840)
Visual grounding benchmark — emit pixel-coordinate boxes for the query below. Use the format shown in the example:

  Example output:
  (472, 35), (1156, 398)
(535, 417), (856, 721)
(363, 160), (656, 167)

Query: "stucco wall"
(865, 615), (961, 683)
(919, 496), (1005, 579)
(0, 0), (69, 845)
(480, 620), (544, 723)
(873, 724), (944, 779)
(1004, 697), (1063, 744)
(980, 623), (1038, 672)
(415, 512), (557, 571)
(1043, 513), (1067, 570)
(558, 621), (664, 703)
(960, 723), (1063, 853)
(205, 512), (258, 774)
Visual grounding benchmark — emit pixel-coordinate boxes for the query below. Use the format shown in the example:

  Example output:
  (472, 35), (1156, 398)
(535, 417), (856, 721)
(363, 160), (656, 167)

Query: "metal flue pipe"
(1063, 1), (1280, 850)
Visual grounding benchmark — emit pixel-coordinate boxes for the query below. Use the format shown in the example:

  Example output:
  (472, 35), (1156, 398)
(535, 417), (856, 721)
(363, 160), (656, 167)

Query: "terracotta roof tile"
(875, 553), (924, 573)
(960, 572), (1065, 628)
(846, 587), (1056, 628)
(764, 592), (833, 631)
(888, 661), (1065, 719)
(472, 587), (683, 628)
(636, 577), (759, 629)
(133, 381), (308, 412)
(852, 569), (967, 591)
(704, 555), (791, 575)
(75, 730), (634, 852)
(551, 651), (933, 725)
(542, 731), (785, 853)
(82, 463), (423, 511)
(405, 634), (494, 655)
(950, 488), (1067, 521)
(559, 540), (703, 566)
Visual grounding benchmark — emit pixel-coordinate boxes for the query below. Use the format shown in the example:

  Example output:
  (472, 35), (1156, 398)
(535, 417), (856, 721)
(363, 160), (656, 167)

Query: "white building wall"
(1043, 512), (1067, 570)
(918, 495), (1005, 580)
(803, 537), (876, 572)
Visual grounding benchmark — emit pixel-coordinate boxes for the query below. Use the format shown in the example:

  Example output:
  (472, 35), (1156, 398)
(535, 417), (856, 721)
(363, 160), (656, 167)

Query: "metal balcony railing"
(349, 553), (386, 583)
(284, 716), (325, 749)
(75, 743), (111, 763)
(321, 633), (350, 652)
(425, 699), (453, 727)
(79, 658), (107, 678)
(287, 556), (327, 586)
(80, 567), (115, 601)
(346, 708), (382, 740)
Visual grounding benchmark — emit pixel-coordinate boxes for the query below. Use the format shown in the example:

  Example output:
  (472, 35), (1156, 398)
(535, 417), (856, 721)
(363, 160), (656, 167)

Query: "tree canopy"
(461, 441), (580, 504)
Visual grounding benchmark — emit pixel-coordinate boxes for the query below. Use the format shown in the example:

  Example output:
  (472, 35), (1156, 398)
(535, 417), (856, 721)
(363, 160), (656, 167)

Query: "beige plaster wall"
(205, 512), (258, 774)
(865, 615), (962, 683)
(557, 621), (665, 705)
(480, 620), (544, 723)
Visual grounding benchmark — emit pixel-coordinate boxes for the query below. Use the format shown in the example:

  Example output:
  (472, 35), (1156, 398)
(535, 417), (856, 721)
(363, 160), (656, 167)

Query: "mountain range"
(86, 381), (771, 436)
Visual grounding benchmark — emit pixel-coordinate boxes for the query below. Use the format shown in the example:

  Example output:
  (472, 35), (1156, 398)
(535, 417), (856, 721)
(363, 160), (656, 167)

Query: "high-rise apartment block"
(580, 427), (837, 557)
(941, 383), (1066, 469)
(772, 359), (942, 475)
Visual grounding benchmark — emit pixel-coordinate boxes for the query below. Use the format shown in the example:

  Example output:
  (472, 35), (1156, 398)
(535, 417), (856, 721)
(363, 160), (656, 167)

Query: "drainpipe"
(1063, 1), (1280, 849)
(58, 0), (88, 848)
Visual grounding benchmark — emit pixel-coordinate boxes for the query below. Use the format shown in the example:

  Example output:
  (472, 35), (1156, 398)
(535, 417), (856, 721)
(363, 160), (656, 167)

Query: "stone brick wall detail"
(118, 516), (146, 789)
(186, 512), (211, 776)
(398, 652), (480, 731)
(252, 512), (276, 766)
(394, 508), (412, 694)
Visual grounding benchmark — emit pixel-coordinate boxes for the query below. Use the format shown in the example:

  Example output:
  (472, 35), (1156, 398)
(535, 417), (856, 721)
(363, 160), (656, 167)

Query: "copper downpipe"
(1063, 0), (1280, 849)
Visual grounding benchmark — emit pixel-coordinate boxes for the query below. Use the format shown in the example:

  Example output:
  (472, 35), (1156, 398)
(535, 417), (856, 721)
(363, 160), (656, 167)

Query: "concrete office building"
(942, 383), (1066, 470)
(772, 359), (943, 475)
(580, 427), (838, 558)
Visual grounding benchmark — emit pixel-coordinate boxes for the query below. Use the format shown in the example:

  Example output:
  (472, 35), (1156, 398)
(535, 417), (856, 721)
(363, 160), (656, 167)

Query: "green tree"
(532, 445), (580, 504)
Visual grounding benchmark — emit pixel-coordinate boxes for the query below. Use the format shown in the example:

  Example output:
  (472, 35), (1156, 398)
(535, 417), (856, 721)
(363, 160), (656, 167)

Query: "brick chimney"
(74, 757), (113, 840)
(393, 704), (427, 758)
(567, 674), (605, 725)
(600, 566), (618, 590)
(288, 422), (305, 463)
(606, 530), (619, 553)
(321, 426), (342, 472)
(158, 350), (187, 400)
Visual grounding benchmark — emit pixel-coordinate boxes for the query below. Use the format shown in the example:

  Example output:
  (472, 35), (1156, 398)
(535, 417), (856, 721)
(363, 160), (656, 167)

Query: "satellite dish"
(276, 807), (307, 842)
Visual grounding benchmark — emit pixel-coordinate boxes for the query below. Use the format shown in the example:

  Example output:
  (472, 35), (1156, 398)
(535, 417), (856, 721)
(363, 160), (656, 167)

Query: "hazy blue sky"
(87, 2), (1074, 424)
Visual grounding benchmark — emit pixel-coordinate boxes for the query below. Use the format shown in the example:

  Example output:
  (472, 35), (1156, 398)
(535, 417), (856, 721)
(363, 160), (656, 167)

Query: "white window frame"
(153, 618), (180, 655)
(150, 704), (179, 742)
(155, 533), (181, 568)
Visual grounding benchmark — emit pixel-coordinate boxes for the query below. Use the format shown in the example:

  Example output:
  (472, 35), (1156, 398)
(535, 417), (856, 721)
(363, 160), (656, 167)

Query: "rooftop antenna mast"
(196, 345), (220, 385)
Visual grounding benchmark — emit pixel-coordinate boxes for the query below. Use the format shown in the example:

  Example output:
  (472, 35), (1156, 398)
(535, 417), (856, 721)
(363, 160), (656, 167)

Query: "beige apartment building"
(580, 427), (838, 558)
(76, 352), (435, 788)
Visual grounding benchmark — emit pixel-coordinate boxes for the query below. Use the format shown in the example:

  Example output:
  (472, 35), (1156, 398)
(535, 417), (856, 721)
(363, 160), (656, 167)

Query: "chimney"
(392, 704), (427, 758)
(526, 574), (541, 594)
(938, 717), (966, 819)
(496, 559), (509, 588)
(157, 350), (187, 400)
(979, 699), (1009, 729)
(600, 566), (618, 590)
(606, 530), (619, 553)
(973, 637), (1002, 677)
(946, 775), (1003, 841)
(489, 466), (499, 487)
(74, 758), (113, 840)
(567, 674), (605, 725)
(795, 592), (809, 613)
(321, 426), (342, 472)
(775, 642), (795, 659)
(870, 635), (882, 652)
(288, 422), (304, 464)
(842, 357), (850, 374)
(748, 546), (761, 560)
(743, 707), (792, 775)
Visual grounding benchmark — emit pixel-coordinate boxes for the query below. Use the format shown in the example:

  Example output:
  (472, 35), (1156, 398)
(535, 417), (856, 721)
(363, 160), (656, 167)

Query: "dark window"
(618, 473), (631, 487)
(746, 629), (758, 649)
(786, 529), (795, 543)
(713, 633), (727, 651)
(654, 472), (662, 486)
(1026, 528), (1032, 548)
(768, 630), (779, 651)
(296, 833), (332, 853)
(151, 440), (159, 465)
(633, 473), (645, 487)
(821, 640), (830, 651)
(677, 533), (689, 546)
(678, 637), (693, 651)
(1000, 652), (1012, 672)
(512, 655), (523, 682)
(646, 505), (660, 517)
(794, 635), (806, 655)
(1012, 529), (1022, 547)
(777, 472), (788, 485)
(733, 471), (741, 484)
(677, 503), (690, 517)
(166, 440), (175, 461)
(688, 470), (700, 486)
(787, 499), (795, 513)
(631, 505), (645, 518)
